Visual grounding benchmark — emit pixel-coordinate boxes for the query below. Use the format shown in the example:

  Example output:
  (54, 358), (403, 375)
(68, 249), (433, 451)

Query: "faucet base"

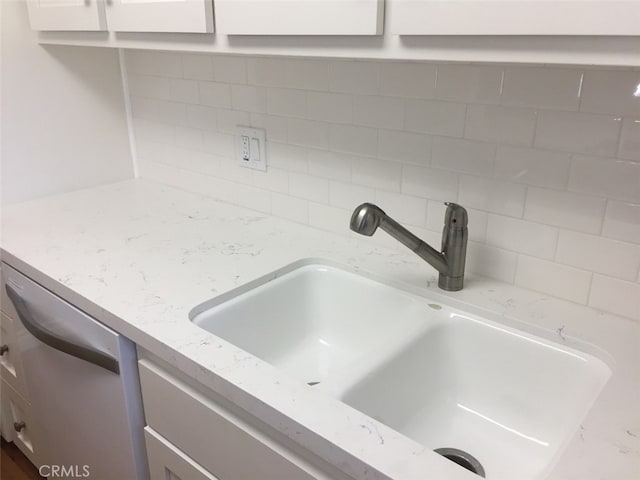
(438, 275), (463, 292)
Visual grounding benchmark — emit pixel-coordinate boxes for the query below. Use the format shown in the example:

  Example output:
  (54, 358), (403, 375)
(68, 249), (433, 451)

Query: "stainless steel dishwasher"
(2, 263), (149, 480)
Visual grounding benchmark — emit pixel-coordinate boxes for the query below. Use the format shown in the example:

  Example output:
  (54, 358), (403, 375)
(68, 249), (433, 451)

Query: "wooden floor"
(1, 438), (43, 480)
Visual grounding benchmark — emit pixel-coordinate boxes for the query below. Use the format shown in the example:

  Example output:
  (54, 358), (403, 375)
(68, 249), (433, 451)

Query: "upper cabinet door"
(215, 0), (384, 35)
(26, 0), (107, 31)
(104, 0), (214, 32)
(390, 0), (640, 35)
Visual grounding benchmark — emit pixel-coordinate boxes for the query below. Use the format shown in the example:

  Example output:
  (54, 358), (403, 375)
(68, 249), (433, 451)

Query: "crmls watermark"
(38, 465), (90, 478)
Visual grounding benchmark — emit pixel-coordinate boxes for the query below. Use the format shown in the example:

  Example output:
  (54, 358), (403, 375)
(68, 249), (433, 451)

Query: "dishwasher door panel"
(2, 263), (148, 480)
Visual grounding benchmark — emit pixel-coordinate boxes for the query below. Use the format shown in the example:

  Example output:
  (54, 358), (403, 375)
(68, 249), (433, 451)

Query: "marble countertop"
(1, 179), (638, 480)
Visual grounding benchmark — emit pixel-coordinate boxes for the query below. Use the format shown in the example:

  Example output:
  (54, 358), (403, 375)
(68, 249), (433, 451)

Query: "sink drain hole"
(306, 381), (320, 386)
(435, 448), (485, 477)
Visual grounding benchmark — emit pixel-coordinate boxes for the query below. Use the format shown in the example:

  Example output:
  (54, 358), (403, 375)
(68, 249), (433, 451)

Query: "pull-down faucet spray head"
(349, 203), (385, 236)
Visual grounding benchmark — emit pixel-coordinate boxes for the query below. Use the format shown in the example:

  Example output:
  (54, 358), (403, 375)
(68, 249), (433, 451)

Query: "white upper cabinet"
(26, 0), (213, 33)
(25, 0), (107, 31)
(105, 0), (213, 33)
(215, 0), (384, 35)
(390, 0), (640, 35)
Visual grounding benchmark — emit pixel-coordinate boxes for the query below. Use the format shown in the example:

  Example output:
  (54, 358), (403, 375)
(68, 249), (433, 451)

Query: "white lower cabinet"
(145, 427), (220, 480)
(1, 379), (39, 466)
(0, 267), (38, 465)
(139, 360), (337, 480)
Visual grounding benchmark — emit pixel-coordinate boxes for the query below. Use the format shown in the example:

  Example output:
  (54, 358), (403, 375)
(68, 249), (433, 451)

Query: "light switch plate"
(236, 126), (267, 172)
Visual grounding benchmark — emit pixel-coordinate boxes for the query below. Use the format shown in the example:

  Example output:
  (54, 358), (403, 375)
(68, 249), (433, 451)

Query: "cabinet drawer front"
(1, 380), (39, 466)
(1, 313), (27, 396)
(139, 361), (317, 480)
(145, 427), (220, 480)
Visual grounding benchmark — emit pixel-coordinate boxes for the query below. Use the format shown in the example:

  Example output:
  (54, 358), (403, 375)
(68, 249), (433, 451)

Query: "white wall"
(125, 50), (640, 321)
(0, 0), (133, 205)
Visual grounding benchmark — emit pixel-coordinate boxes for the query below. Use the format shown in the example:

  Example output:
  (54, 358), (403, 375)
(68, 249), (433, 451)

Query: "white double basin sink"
(190, 261), (611, 480)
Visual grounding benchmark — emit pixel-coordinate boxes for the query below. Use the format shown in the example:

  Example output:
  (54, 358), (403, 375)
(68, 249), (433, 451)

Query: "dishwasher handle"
(5, 284), (120, 375)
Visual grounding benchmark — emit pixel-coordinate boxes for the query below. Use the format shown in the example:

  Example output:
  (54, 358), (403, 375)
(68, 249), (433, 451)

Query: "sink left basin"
(190, 262), (428, 385)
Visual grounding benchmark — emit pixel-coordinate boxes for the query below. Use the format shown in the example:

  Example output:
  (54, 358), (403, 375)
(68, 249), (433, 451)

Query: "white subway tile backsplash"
(494, 146), (571, 189)
(216, 109), (251, 134)
(401, 165), (459, 201)
(285, 60), (329, 91)
(431, 137), (495, 176)
(234, 183), (271, 213)
(267, 142), (308, 172)
(458, 175), (526, 217)
(515, 256), (591, 304)
(267, 88), (307, 118)
(251, 167), (289, 193)
(250, 114), (288, 142)
(486, 215), (558, 259)
(131, 97), (187, 126)
(602, 201), (640, 243)
(187, 105), (217, 131)
(307, 150), (352, 181)
(405, 99), (466, 137)
(307, 92), (353, 124)
(329, 181), (375, 210)
(556, 230), (640, 281)
(199, 81), (232, 108)
(308, 202), (351, 235)
(170, 79), (199, 104)
(435, 64), (503, 104)
(329, 124), (378, 157)
(128, 74), (171, 100)
(271, 192), (308, 223)
(466, 242), (518, 283)
(289, 172), (329, 203)
(535, 111), (621, 156)
(580, 70), (640, 117)
(247, 57), (286, 87)
(351, 156), (402, 191)
(133, 118), (175, 143)
(126, 51), (640, 319)
(231, 85), (267, 113)
(524, 187), (606, 234)
(374, 190), (427, 227)
(353, 96), (404, 130)
(174, 126), (204, 150)
(126, 50), (182, 78)
(329, 61), (379, 95)
(501, 66), (582, 110)
(212, 56), (247, 84)
(216, 156), (253, 183)
(182, 54), (213, 81)
(569, 155), (640, 203)
(379, 62), (436, 99)
(465, 104), (536, 146)
(287, 118), (329, 149)
(378, 130), (431, 165)
(203, 131), (234, 157)
(589, 274), (640, 320)
(618, 118), (640, 162)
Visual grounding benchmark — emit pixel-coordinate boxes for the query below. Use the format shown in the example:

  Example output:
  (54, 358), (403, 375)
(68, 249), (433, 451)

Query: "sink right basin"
(339, 310), (612, 480)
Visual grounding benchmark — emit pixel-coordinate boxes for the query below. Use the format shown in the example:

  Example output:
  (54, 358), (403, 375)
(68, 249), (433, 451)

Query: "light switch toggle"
(236, 126), (267, 172)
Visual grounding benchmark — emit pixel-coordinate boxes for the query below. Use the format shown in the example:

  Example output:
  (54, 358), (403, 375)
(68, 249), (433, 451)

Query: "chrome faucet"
(350, 202), (468, 291)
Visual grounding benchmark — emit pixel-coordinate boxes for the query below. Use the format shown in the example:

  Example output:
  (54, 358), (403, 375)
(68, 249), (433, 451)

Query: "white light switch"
(236, 126), (267, 171)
